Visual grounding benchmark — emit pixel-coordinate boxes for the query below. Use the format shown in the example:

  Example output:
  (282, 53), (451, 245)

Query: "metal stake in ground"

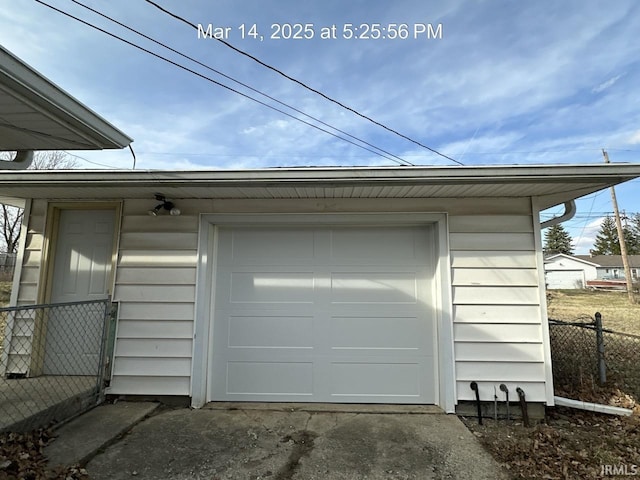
(499, 384), (509, 420)
(470, 382), (482, 425)
(516, 388), (530, 427)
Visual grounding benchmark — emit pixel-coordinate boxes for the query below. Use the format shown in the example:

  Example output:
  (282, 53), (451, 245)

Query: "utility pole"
(603, 149), (636, 304)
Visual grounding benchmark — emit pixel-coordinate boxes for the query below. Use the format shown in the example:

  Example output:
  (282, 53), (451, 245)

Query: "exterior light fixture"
(148, 193), (181, 216)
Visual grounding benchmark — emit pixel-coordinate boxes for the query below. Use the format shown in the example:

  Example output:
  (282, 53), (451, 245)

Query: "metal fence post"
(595, 312), (606, 385)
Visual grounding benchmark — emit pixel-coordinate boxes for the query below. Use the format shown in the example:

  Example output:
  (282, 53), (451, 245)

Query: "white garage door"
(546, 270), (585, 289)
(209, 225), (437, 404)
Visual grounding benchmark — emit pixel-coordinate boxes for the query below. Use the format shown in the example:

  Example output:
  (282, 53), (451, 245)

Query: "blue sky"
(1, 0), (639, 253)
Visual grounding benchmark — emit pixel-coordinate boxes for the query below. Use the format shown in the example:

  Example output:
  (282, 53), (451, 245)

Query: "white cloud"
(628, 130), (640, 145)
(571, 217), (605, 255)
(592, 74), (623, 93)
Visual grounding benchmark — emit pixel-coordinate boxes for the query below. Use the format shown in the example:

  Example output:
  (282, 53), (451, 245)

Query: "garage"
(208, 223), (438, 404)
(545, 270), (585, 289)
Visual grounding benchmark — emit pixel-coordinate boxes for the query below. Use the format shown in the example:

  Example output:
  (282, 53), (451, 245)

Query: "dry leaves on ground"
(464, 407), (640, 479)
(0, 429), (89, 480)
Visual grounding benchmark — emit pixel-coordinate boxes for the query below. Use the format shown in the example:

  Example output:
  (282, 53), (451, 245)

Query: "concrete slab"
(45, 401), (159, 467)
(0, 376), (97, 432)
(86, 405), (508, 480)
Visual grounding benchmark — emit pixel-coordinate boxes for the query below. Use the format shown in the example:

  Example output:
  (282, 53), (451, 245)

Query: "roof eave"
(0, 46), (133, 150)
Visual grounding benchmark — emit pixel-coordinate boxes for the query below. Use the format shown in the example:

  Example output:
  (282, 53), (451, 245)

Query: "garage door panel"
(228, 315), (314, 348)
(330, 316), (428, 350)
(329, 227), (429, 263)
(331, 272), (418, 304)
(227, 227), (317, 263)
(226, 361), (314, 395)
(330, 362), (421, 396)
(329, 304), (423, 317)
(230, 272), (315, 303)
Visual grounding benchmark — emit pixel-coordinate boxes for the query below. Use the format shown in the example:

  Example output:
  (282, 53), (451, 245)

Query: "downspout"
(540, 200), (576, 229)
(0, 150), (34, 170)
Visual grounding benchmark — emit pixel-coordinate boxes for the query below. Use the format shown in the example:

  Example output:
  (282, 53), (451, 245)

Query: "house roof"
(0, 164), (639, 208)
(0, 46), (132, 152)
(544, 253), (600, 267)
(575, 255), (640, 268)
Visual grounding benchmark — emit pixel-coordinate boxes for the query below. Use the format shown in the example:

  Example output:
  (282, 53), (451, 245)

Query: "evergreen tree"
(543, 224), (574, 255)
(632, 213), (640, 239)
(590, 215), (640, 255)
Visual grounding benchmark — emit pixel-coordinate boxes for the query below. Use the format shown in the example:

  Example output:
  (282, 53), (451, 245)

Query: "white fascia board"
(0, 46), (132, 149)
(0, 163), (639, 185)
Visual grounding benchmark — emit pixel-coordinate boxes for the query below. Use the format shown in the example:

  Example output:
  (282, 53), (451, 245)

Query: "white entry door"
(43, 209), (115, 375)
(209, 224), (437, 404)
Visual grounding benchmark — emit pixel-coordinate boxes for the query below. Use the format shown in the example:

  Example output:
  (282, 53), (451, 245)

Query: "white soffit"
(0, 46), (132, 151)
(0, 164), (638, 209)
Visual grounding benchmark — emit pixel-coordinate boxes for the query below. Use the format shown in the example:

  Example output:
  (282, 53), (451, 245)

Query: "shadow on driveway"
(86, 404), (507, 480)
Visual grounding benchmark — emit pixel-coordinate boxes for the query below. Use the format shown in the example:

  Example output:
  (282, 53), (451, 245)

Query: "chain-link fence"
(549, 315), (640, 403)
(0, 299), (115, 433)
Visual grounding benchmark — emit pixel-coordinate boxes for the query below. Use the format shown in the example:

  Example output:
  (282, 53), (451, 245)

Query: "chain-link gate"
(0, 299), (115, 432)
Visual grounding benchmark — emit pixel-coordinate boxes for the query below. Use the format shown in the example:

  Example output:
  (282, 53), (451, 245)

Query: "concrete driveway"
(84, 403), (506, 480)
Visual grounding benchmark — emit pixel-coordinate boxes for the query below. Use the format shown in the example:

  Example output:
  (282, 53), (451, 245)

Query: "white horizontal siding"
(118, 302), (194, 321)
(452, 268), (538, 286)
(118, 250), (198, 267)
(117, 320), (193, 339)
(110, 204), (199, 398)
(454, 305), (541, 323)
(107, 376), (190, 395)
(449, 213), (546, 404)
(113, 357), (191, 376)
(115, 338), (192, 357)
(456, 361), (545, 382)
(120, 215), (199, 233)
(454, 324), (542, 343)
(115, 285), (195, 303)
(452, 286), (539, 305)
(19, 266), (39, 284)
(119, 232), (199, 250)
(16, 285), (38, 304)
(451, 251), (537, 268)
(455, 343), (543, 362)
(449, 233), (535, 251)
(24, 233), (43, 250)
(21, 248), (42, 269)
(116, 267), (196, 285)
(448, 215), (533, 233)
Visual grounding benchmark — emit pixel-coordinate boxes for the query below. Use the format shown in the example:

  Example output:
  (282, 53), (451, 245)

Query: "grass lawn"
(547, 289), (640, 335)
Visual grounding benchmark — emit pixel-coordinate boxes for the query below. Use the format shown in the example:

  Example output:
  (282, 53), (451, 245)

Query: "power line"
(62, 151), (122, 169)
(141, 0), (463, 166)
(67, 0), (413, 167)
(34, 0), (408, 166)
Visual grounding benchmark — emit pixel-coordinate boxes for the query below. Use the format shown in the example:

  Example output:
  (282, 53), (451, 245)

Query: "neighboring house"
(1, 164), (640, 416)
(575, 255), (640, 280)
(544, 254), (598, 289)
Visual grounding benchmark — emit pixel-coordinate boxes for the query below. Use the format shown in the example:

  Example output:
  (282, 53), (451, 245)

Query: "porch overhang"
(0, 46), (132, 153)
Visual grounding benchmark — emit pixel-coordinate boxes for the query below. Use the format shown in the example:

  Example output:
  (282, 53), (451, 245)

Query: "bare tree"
(0, 151), (78, 253)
